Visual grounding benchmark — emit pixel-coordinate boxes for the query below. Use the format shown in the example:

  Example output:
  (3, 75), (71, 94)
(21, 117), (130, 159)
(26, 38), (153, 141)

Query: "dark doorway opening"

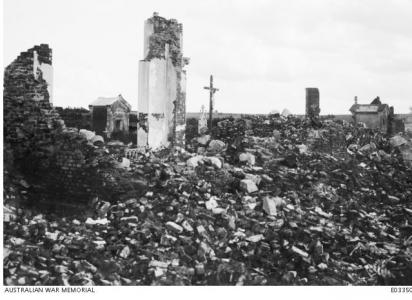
(115, 120), (121, 131)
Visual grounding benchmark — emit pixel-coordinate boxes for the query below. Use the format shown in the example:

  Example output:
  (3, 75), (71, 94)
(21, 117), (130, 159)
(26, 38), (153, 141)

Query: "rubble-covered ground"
(4, 115), (412, 285)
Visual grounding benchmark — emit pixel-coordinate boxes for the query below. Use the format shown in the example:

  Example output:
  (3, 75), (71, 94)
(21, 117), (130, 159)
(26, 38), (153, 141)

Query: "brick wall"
(4, 44), (60, 164)
(3, 45), (130, 203)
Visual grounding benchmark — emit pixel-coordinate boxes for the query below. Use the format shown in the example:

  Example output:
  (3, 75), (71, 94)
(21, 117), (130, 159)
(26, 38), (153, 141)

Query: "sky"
(3, 0), (412, 114)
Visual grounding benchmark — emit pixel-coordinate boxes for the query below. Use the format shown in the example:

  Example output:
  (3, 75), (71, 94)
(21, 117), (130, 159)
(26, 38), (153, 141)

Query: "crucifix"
(203, 75), (219, 132)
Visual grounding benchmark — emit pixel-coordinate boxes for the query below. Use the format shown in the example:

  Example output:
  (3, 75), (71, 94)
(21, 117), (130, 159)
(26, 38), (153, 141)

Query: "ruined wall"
(305, 88), (320, 118)
(39, 131), (120, 201)
(4, 45), (127, 203)
(4, 44), (58, 164)
(137, 13), (187, 148)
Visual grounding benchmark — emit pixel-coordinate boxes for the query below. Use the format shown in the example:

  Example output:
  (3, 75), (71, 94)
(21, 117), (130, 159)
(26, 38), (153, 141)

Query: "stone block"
(262, 196), (278, 215)
(166, 221), (183, 234)
(240, 179), (258, 193)
(207, 140), (226, 153)
(187, 155), (204, 168)
(239, 152), (256, 165)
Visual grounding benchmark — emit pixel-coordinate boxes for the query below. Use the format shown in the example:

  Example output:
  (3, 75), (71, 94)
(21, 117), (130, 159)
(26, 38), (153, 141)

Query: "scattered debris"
(3, 113), (412, 286)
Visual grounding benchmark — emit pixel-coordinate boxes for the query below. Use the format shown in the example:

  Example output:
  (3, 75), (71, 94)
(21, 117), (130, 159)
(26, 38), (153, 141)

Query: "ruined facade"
(350, 97), (392, 133)
(137, 13), (188, 148)
(305, 88), (320, 119)
(89, 94), (131, 138)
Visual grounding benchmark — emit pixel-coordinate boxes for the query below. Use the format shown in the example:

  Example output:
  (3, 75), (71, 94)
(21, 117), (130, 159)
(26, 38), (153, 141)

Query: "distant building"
(349, 97), (393, 133)
(89, 94), (131, 138)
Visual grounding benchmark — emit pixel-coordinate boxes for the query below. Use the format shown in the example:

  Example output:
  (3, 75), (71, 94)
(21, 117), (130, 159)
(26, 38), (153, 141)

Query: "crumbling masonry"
(4, 44), (58, 166)
(137, 13), (189, 148)
(4, 45), (129, 203)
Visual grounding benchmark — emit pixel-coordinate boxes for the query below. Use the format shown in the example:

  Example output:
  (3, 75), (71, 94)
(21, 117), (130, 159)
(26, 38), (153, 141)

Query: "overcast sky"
(3, 0), (412, 114)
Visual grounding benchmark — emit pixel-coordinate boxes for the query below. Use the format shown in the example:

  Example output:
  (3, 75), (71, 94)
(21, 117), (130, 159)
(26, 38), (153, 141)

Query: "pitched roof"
(90, 96), (118, 106)
(90, 94), (130, 108)
(370, 97), (382, 105)
(377, 104), (390, 112)
(350, 103), (389, 114)
(356, 105), (380, 113)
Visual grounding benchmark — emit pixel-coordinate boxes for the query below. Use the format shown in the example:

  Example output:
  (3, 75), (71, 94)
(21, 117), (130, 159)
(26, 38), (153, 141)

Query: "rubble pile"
(4, 115), (412, 285)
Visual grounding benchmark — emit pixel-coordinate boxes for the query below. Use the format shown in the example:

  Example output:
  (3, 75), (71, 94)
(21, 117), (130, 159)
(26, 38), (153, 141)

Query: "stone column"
(137, 13), (188, 148)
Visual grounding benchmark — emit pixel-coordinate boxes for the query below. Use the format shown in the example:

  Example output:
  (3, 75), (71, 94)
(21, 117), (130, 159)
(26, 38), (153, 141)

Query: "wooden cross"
(204, 75), (219, 131)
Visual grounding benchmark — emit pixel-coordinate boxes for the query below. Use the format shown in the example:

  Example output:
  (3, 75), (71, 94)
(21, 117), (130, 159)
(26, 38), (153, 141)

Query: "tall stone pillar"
(305, 88), (320, 119)
(137, 13), (188, 148)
